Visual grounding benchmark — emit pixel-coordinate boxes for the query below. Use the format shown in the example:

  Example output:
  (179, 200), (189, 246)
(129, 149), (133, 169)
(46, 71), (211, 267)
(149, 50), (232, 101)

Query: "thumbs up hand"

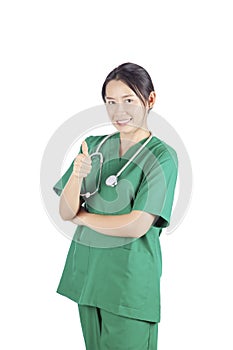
(81, 140), (89, 156)
(73, 140), (92, 179)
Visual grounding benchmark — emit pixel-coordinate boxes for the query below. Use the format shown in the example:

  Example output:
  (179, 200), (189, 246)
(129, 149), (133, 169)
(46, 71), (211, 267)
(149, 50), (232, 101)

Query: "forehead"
(105, 80), (136, 98)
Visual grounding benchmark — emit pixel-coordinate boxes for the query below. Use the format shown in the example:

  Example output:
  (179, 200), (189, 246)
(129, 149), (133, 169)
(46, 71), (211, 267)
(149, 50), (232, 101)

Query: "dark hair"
(101, 62), (155, 107)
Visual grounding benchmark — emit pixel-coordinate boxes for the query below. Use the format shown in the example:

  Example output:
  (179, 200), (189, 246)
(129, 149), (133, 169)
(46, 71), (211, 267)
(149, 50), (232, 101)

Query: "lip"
(115, 118), (132, 125)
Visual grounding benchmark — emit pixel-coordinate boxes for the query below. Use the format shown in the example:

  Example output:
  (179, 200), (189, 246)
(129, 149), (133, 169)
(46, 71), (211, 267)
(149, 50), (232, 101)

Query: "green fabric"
(78, 304), (158, 350)
(53, 132), (178, 322)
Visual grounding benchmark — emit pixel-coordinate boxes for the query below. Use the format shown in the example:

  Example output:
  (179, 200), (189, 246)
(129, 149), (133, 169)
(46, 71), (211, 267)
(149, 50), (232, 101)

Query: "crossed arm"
(68, 207), (157, 238)
(59, 174), (156, 238)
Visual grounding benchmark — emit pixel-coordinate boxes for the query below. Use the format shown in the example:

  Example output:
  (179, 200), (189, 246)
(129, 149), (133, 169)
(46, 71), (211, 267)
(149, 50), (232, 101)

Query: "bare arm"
(70, 208), (157, 238)
(59, 173), (83, 220)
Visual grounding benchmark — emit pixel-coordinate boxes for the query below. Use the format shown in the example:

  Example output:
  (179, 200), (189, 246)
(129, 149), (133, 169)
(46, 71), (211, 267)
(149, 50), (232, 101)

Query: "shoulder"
(83, 134), (109, 151)
(84, 132), (119, 151)
(149, 135), (178, 166)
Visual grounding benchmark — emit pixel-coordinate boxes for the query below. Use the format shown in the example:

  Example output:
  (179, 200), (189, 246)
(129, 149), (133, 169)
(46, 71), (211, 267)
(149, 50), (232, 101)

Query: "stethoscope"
(80, 131), (153, 198)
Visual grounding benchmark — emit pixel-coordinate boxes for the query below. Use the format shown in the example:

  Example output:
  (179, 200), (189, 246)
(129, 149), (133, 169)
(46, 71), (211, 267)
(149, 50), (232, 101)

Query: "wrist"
(72, 171), (84, 181)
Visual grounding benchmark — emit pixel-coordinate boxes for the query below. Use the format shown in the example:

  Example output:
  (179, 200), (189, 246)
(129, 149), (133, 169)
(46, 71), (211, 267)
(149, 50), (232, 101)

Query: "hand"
(73, 141), (92, 179)
(70, 206), (88, 226)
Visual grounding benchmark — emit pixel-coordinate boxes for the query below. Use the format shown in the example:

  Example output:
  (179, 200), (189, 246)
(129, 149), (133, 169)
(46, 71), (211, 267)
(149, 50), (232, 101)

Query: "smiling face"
(105, 80), (152, 135)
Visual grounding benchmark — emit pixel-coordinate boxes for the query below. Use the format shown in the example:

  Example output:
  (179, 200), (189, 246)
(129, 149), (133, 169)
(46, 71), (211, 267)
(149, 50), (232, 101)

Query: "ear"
(148, 91), (156, 109)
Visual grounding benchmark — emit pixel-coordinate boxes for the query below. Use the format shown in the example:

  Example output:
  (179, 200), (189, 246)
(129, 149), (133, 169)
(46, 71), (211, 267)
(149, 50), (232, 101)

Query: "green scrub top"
(53, 132), (178, 322)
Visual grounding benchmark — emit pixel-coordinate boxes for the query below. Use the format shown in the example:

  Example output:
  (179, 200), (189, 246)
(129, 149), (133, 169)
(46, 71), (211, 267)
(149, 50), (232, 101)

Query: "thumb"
(82, 140), (89, 156)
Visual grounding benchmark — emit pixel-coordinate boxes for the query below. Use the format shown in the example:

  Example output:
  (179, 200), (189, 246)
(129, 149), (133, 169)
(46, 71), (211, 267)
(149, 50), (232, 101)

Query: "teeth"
(117, 119), (131, 124)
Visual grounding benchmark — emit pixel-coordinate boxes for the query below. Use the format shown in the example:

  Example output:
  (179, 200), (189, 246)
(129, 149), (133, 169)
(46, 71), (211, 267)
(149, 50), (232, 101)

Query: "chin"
(115, 125), (135, 133)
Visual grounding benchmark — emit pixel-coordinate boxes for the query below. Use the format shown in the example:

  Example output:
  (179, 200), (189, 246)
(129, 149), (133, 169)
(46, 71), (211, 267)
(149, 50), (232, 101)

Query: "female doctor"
(53, 62), (178, 350)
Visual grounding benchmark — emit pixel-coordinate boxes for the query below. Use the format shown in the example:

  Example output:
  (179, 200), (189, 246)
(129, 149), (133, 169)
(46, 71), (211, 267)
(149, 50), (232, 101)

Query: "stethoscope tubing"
(80, 131), (152, 198)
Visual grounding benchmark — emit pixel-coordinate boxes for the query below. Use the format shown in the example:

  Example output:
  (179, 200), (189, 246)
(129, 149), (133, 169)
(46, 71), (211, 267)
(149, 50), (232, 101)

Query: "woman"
(53, 62), (178, 349)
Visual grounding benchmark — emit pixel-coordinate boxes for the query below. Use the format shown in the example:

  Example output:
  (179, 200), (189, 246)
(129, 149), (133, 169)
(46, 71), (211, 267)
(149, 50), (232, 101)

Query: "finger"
(82, 156), (92, 165)
(82, 141), (89, 156)
(74, 154), (85, 163)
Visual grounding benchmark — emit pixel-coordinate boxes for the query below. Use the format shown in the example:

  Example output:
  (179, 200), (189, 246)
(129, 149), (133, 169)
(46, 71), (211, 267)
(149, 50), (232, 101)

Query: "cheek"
(105, 103), (146, 120)
(125, 104), (146, 118)
(105, 105), (115, 118)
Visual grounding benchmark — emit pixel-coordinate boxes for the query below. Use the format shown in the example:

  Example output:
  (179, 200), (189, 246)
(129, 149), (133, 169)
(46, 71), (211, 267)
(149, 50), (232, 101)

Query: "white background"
(1, 1), (232, 349)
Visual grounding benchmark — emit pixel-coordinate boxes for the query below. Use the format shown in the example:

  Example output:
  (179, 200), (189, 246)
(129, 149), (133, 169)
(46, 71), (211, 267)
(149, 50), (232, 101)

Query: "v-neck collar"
(115, 131), (152, 160)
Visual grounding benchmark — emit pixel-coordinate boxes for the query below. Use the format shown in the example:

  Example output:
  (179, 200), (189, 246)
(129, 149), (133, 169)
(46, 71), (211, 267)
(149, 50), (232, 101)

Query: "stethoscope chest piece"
(105, 175), (118, 187)
(80, 130), (153, 197)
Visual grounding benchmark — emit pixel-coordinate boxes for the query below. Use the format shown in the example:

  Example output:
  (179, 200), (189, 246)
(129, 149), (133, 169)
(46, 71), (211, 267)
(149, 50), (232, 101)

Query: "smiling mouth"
(116, 118), (132, 125)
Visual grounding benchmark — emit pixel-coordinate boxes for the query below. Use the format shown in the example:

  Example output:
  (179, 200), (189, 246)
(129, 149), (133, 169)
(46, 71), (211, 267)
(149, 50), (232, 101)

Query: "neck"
(119, 129), (151, 144)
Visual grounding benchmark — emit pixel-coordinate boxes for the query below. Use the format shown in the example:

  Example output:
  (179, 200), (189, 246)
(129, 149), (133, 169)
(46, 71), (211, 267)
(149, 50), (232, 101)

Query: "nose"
(114, 102), (127, 116)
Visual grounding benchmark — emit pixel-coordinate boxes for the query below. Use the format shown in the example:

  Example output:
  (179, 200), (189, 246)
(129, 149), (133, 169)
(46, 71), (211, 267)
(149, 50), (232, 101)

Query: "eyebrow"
(105, 94), (135, 100)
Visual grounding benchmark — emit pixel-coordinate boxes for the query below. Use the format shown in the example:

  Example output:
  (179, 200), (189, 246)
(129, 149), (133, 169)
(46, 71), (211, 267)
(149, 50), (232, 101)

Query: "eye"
(124, 99), (133, 103)
(107, 100), (116, 105)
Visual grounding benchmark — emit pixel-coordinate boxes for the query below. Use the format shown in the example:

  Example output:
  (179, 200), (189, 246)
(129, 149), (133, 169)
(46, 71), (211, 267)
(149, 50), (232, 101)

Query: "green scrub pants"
(78, 304), (158, 350)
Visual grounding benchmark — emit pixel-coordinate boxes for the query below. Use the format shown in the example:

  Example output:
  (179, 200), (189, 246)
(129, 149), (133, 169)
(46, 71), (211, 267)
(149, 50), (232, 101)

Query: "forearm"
(59, 173), (83, 220)
(71, 210), (150, 238)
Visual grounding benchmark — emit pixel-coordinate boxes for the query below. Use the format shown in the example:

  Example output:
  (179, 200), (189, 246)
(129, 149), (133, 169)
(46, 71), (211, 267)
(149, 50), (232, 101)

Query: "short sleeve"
(53, 141), (83, 197)
(132, 148), (178, 228)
